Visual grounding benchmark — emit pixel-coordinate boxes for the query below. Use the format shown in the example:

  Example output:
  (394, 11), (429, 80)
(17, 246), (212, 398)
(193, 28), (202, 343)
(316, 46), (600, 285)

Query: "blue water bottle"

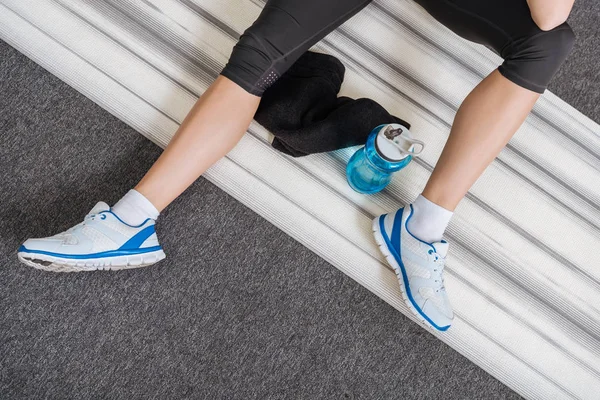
(346, 123), (424, 194)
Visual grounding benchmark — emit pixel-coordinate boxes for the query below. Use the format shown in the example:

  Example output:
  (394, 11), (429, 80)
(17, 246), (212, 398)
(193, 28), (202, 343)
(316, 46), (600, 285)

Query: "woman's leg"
(135, 76), (260, 211)
(407, 0), (575, 242)
(18, 0), (372, 272)
(374, 73), (540, 331)
(421, 70), (539, 211)
(135, 0), (373, 211)
(374, 0), (575, 331)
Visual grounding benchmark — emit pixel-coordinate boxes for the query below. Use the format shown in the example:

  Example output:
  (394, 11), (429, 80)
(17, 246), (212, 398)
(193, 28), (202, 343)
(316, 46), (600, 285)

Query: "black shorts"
(221, 0), (575, 96)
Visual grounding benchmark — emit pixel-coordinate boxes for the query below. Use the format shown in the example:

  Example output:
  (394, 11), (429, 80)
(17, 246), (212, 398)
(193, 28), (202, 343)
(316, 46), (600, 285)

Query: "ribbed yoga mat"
(1, 0), (599, 398)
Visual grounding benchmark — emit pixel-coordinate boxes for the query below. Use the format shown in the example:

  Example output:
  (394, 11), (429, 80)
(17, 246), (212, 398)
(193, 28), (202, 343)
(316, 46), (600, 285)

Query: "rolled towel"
(254, 51), (410, 157)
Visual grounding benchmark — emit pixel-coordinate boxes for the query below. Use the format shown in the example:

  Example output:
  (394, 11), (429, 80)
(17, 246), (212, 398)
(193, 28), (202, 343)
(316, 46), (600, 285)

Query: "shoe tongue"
(432, 241), (449, 258)
(87, 201), (110, 217)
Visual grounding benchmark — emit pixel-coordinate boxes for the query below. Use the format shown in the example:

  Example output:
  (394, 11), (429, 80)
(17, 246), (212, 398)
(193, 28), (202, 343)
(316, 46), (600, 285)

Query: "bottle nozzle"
(383, 126), (405, 140)
(382, 125), (424, 157)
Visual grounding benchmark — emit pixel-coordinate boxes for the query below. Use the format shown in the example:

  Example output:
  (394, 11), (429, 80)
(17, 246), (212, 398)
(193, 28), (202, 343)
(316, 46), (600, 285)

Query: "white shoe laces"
(83, 213), (107, 223)
(427, 248), (446, 292)
(62, 213), (105, 235)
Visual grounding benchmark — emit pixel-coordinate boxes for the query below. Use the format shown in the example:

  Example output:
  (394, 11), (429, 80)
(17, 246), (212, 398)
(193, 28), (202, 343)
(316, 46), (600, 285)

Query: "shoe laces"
(427, 249), (446, 292)
(64, 213), (106, 233)
(83, 213), (107, 223)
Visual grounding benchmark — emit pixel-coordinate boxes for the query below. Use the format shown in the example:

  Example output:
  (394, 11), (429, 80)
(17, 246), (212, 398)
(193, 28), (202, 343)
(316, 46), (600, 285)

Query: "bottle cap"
(375, 124), (424, 161)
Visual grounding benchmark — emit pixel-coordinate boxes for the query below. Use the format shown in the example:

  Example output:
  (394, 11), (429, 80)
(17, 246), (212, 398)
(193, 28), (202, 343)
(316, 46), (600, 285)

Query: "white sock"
(406, 194), (453, 243)
(111, 189), (160, 226)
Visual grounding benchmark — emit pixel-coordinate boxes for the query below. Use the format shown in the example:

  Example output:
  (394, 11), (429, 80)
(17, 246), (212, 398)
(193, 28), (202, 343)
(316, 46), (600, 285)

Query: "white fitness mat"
(1, 0), (599, 398)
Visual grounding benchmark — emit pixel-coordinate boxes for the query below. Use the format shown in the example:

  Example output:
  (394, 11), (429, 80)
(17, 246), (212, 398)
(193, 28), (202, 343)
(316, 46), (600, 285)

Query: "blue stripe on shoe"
(118, 225), (156, 250)
(390, 207), (404, 254)
(405, 204), (436, 252)
(379, 214), (450, 331)
(17, 245), (162, 259)
(100, 210), (152, 228)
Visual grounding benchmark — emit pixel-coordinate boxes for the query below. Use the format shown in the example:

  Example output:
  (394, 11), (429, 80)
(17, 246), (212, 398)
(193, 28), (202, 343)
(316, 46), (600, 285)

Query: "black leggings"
(221, 0), (575, 96)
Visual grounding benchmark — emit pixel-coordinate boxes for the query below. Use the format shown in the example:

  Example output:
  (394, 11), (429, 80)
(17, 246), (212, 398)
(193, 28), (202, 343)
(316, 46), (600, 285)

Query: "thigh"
(414, 0), (574, 93)
(414, 0), (537, 56)
(252, 0), (373, 63)
(223, 0), (372, 95)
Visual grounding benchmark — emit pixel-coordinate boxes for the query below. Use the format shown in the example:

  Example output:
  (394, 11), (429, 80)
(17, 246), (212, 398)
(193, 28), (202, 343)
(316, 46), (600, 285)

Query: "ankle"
(420, 187), (459, 212)
(406, 194), (453, 243)
(112, 189), (160, 226)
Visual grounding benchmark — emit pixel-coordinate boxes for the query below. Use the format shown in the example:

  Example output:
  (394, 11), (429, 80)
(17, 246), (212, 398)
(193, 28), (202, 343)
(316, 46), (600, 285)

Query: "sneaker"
(372, 205), (453, 331)
(18, 202), (166, 272)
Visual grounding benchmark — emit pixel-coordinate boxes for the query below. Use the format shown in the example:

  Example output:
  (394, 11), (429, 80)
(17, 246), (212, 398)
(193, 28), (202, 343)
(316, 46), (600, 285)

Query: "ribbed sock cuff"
(112, 189), (159, 226)
(407, 194), (453, 243)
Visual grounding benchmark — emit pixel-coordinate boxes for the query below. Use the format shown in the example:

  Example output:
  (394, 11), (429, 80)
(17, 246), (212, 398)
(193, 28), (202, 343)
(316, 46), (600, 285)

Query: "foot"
(18, 202), (166, 272)
(372, 205), (453, 331)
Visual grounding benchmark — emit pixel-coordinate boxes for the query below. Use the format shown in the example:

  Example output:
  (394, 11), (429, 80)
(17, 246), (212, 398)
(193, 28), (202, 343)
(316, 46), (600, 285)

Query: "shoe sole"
(17, 250), (166, 273)
(372, 216), (448, 331)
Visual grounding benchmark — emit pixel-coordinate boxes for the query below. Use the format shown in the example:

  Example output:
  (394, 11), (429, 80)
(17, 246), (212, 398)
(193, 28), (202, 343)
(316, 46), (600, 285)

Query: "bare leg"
(422, 70), (540, 211)
(135, 76), (261, 211)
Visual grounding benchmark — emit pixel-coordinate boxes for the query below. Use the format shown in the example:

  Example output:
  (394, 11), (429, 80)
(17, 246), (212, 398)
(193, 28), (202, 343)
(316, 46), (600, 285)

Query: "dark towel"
(254, 51), (410, 157)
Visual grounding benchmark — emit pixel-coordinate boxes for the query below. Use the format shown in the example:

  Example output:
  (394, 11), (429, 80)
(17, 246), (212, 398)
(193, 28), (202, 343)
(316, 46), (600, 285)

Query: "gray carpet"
(0, 3), (598, 397)
(550, 0), (600, 120)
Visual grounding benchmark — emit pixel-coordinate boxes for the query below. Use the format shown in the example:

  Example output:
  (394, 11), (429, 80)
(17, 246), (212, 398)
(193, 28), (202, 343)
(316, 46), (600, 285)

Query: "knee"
(500, 23), (575, 93)
(536, 23), (576, 67)
(221, 7), (300, 96)
(221, 28), (280, 96)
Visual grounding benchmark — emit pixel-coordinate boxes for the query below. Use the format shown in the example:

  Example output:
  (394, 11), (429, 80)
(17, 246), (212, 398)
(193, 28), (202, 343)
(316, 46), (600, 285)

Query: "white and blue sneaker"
(372, 205), (453, 331)
(18, 202), (165, 272)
